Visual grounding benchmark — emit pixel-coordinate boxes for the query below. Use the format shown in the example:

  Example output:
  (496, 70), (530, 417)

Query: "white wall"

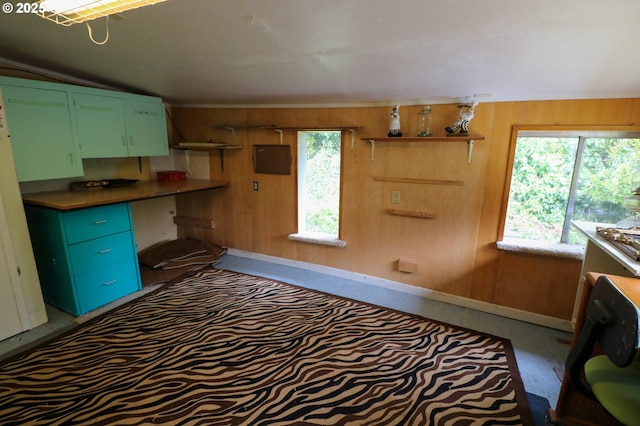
(130, 150), (212, 252)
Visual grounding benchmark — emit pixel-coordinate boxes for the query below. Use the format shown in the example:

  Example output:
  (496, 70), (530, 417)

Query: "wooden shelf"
(374, 176), (464, 186)
(173, 215), (216, 229)
(171, 144), (242, 171)
(387, 209), (437, 219)
(214, 125), (359, 131)
(273, 126), (360, 131)
(212, 126), (278, 140)
(363, 135), (483, 142)
(276, 127), (360, 148)
(171, 144), (242, 151)
(213, 125), (361, 147)
(361, 134), (484, 163)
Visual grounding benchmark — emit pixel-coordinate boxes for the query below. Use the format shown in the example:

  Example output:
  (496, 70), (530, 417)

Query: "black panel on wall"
(253, 145), (291, 175)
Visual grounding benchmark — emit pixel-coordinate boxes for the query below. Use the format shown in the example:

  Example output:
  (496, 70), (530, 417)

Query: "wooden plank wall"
(172, 99), (640, 321)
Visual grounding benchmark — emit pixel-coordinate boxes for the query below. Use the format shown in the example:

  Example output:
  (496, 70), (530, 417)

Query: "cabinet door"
(23, 205), (77, 316)
(73, 93), (128, 158)
(1, 85), (83, 182)
(124, 99), (168, 157)
(0, 193), (28, 341)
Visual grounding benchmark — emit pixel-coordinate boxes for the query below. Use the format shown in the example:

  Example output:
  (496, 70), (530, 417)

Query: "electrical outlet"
(391, 190), (400, 204)
(253, 181), (259, 191)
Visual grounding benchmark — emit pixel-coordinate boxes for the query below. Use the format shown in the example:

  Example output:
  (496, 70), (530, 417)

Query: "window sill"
(288, 233), (347, 248)
(497, 238), (585, 260)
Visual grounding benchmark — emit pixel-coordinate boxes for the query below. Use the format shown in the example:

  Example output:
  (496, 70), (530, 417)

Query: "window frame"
(498, 125), (640, 244)
(288, 129), (347, 248)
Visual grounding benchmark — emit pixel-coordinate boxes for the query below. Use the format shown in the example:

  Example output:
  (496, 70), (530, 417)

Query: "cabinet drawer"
(64, 203), (131, 244)
(68, 231), (135, 273)
(75, 257), (139, 314)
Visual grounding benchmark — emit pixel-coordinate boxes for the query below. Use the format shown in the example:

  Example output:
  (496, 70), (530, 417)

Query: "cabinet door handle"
(68, 153), (74, 164)
(98, 248), (112, 254)
(93, 219), (108, 225)
(121, 136), (126, 146)
(129, 136), (134, 146)
(102, 279), (117, 286)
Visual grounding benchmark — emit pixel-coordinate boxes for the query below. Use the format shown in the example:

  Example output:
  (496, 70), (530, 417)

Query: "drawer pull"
(102, 279), (117, 286)
(93, 219), (108, 225)
(98, 248), (112, 254)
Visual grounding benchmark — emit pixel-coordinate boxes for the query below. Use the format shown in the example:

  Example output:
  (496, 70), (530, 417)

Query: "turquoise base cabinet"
(24, 203), (141, 316)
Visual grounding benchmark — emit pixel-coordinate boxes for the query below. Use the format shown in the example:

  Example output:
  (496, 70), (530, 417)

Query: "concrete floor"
(0, 254), (572, 408)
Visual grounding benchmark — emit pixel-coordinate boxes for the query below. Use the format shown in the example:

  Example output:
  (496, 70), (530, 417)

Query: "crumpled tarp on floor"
(138, 238), (227, 286)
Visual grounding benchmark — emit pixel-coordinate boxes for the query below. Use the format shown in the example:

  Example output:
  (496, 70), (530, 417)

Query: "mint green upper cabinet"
(0, 77), (168, 181)
(73, 93), (128, 158)
(73, 90), (169, 158)
(1, 84), (83, 182)
(74, 93), (168, 158)
(124, 99), (168, 157)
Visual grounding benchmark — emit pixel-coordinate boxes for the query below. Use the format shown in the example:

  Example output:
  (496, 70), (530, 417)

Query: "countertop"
(21, 179), (229, 211)
(573, 220), (640, 276)
(586, 272), (640, 309)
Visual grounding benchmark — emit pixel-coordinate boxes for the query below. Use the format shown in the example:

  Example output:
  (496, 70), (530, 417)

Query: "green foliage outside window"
(504, 136), (640, 244)
(302, 131), (341, 235)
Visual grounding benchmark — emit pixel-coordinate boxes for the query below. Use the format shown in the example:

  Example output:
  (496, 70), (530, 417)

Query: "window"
(290, 130), (346, 247)
(502, 129), (640, 246)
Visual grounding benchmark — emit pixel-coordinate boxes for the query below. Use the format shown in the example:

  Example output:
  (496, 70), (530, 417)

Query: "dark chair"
(565, 275), (640, 425)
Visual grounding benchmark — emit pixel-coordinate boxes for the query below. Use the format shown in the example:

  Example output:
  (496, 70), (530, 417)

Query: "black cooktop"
(70, 179), (139, 190)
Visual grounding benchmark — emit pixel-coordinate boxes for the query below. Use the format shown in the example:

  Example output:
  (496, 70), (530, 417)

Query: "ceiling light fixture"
(37, 0), (168, 26)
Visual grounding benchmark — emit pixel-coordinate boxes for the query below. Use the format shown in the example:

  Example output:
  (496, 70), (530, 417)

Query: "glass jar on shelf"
(417, 106), (433, 137)
(616, 187), (640, 229)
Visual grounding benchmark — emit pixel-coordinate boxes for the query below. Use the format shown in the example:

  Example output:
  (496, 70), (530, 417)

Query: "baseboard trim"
(226, 248), (574, 332)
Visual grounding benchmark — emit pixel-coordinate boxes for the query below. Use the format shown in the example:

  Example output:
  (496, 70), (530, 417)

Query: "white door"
(0, 193), (28, 341)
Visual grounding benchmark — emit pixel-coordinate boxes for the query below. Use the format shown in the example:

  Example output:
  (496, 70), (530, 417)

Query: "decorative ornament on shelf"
(445, 100), (478, 135)
(388, 105), (402, 137)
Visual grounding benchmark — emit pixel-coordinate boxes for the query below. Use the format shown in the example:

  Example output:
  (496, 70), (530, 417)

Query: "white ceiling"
(1, 0), (640, 107)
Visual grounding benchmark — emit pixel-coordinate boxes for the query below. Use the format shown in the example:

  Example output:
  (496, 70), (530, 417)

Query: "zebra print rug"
(0, 268), (533, 425)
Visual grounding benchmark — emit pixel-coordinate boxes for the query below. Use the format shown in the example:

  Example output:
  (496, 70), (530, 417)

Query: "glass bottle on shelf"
(417, 106), (433, 137)
(616, 187), (640, 228)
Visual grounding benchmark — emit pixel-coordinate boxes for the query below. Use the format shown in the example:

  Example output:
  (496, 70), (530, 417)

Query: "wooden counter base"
(553, 272), (638, 426)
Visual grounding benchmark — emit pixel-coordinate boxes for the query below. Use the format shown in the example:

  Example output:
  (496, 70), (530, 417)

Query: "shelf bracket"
(467, 140), (474, 164)
(212, 126), (236, 141)
(368, 139), (375, 161)
(275, 129), (284, 144)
